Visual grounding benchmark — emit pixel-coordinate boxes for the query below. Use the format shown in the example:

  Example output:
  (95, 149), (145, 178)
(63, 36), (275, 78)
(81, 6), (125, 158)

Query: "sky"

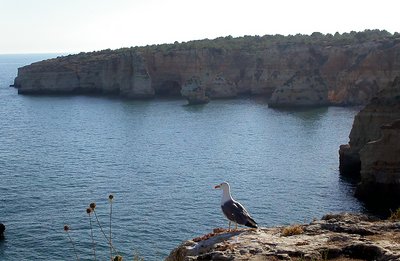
(0, 0), (399, 54)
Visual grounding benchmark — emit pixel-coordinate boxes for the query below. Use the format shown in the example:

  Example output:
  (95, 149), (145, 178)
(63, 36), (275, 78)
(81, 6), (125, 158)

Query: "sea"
(0, 54), (365, 260)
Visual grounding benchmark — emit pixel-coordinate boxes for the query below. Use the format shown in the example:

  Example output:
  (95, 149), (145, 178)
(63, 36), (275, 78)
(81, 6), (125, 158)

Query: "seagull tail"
(245, 217), (258, 228)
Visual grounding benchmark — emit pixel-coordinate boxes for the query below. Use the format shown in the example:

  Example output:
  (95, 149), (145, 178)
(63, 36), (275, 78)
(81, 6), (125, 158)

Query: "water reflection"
(271, 106), (328, 121)
(182, 102), (207, 112)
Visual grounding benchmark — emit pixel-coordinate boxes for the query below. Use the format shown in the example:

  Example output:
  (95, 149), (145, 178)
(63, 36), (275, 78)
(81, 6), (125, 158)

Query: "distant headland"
(12, 29), (400, 106)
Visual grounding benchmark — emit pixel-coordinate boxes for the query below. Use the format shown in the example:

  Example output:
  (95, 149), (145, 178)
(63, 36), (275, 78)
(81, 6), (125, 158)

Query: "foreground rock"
(12, 32), (400, 106)
(166, 213), (400, 261)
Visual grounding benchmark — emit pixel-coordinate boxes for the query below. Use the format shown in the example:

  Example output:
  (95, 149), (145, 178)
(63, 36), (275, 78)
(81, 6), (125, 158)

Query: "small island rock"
(0, 223), (5, 238)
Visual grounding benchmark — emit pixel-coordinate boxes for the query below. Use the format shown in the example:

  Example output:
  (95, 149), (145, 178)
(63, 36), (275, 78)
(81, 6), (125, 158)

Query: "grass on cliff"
(281, 224), (304, 236)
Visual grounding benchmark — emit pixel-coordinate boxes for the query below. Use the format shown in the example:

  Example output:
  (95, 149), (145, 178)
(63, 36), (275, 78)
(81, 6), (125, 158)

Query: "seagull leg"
(235, 222), (238, 230)
(228, 221), (231, 231)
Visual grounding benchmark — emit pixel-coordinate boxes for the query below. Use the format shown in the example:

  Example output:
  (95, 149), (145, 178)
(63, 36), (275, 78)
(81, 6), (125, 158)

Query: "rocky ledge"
(166, 213), (400, 261)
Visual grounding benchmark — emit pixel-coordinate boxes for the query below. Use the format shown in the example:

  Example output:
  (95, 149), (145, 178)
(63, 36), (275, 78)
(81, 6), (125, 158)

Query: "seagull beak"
(214, 184), (221, 189)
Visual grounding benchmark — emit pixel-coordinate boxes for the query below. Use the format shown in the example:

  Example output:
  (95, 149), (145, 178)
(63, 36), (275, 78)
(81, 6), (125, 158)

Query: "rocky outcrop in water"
(166, 213), (400, 261)
(339, 77), (400, 207)
(12, 32), (400, 106)
(180, 76), (210, 105)
(0, 223), (5, 239)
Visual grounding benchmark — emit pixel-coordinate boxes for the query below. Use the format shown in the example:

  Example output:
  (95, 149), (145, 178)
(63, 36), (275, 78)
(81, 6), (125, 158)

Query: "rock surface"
(166, 213), (400, 261)
(14, 50), (153, 98)
(356, 119), (400, 205)
(12, 34), (400, 106)
(339, 77), (400, 207)
(269, 70), (329, 107)
(181, 76), (210, 105)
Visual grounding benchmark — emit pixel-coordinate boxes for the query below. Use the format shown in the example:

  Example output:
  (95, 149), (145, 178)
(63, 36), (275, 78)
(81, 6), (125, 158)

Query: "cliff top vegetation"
(47, 29), (400, 63)
(130, 29), (398, 53)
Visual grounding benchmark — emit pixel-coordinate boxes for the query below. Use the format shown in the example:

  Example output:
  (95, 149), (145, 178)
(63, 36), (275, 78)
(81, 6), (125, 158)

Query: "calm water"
(0, 54), (364, 260)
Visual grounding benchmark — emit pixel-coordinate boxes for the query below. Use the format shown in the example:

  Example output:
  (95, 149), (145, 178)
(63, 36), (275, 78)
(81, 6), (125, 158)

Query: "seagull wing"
(222, 199), (258, 228)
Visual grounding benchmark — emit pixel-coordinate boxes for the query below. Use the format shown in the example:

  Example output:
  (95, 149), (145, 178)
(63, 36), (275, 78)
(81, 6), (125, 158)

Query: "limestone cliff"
(12, 32), (400, 106)
(339, 77), (400, 208)
(339, 77), (400, 172)
(166, 213), (400, 261)
(356, 119), (400, 205)
(14, 50), (153, 98)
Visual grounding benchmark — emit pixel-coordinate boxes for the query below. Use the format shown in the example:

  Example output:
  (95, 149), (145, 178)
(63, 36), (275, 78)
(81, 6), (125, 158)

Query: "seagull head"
(214, 182), (230, 190)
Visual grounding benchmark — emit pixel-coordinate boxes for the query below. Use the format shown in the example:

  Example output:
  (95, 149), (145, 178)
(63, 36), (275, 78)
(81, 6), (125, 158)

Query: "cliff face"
(356, 120), (400, 204)
(13, 36), (400, 106)
(166, 213), (400, 261)
(339, 77), (400, 207)
(14, 50), (153, 98)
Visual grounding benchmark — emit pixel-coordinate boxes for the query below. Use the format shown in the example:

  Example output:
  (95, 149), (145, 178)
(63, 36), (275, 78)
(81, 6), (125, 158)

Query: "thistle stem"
(93, 210), (119, 255)
(109, 201), (113, 261)
(67, 231), (79, 261)
(89, 214), (96, 261)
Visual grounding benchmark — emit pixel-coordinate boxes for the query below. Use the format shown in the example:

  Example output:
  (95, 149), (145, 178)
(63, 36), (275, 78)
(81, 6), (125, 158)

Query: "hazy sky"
(1, 0), (398, 54)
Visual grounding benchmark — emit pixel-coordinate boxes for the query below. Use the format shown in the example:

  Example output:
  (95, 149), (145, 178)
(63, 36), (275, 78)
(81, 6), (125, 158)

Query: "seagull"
(214, 182), (258, 230)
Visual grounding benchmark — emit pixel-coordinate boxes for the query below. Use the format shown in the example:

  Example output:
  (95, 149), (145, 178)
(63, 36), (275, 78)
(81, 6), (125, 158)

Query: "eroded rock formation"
(14, 50), (153, 98)
(339, 77), (400, 207)
(12, 34), (400, 106)
(166, 213), (400, 261)
(356, 119), (400, 205)
(339, 77), (400, 173)
(181, 76), (210, 105)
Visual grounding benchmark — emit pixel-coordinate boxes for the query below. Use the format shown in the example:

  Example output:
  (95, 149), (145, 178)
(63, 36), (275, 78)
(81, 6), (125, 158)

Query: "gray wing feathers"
(221, 199), (257, 227)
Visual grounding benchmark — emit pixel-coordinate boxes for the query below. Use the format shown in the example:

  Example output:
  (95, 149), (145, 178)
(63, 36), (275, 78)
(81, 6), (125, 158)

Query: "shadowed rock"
(339, 77), (400, 208)
(355, 119), (400, 206)
(0, 223), (5, 239)
(339, 77), (400, 177)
